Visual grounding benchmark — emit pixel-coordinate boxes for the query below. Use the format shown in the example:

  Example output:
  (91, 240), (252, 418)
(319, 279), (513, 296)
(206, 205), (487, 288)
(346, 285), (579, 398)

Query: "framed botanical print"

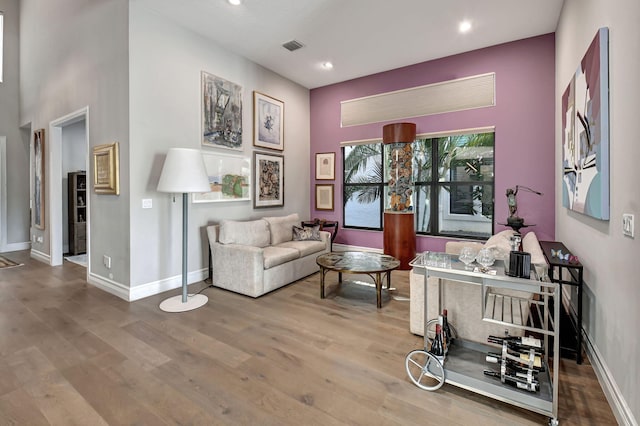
(253, 91), (284, 151)
(93, 142), (120, 195)
(254, 151), (284, 208)
(315, 184), (334, 210)
(315, 152), (335, 180)
(33, 129), (45, 229)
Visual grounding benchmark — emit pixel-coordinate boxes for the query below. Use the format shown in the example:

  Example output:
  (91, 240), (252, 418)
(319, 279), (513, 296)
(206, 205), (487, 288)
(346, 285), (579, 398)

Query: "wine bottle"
(438, 315), (448, 355)
(429, 324), (445, 362)
(442, 309), (453, 345)
(488, 334), (542, 351)
(486, 351), (545, 371)
(483, 369), (539, 392)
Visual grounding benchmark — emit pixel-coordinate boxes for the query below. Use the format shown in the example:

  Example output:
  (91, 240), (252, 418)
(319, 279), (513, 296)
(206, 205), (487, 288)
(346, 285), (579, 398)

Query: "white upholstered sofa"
(409, 230), (548, 342)
(206, 213), (331, 297)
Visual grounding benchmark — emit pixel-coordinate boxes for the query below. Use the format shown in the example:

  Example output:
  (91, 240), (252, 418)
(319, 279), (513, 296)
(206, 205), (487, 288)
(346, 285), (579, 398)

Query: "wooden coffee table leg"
(375, 272), (382, 309)
(386, 271), (391, 289)
(320, 268), (326, 298)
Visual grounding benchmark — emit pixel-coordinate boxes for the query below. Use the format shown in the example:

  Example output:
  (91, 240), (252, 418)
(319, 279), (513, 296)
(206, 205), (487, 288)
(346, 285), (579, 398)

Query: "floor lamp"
(157, 148), (211, 312)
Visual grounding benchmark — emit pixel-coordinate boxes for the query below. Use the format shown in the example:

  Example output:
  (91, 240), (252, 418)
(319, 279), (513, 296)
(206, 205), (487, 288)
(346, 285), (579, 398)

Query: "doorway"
(49, 107), (89, 272)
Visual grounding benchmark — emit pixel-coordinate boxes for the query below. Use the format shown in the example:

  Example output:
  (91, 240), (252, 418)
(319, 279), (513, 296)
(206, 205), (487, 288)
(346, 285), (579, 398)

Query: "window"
(342, 129), (494, 239)
(0, 13), (4, 83)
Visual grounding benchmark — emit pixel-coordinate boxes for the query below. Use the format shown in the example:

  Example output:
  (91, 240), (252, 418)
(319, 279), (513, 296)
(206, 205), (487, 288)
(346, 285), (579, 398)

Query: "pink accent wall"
(310, 34), (556, 251)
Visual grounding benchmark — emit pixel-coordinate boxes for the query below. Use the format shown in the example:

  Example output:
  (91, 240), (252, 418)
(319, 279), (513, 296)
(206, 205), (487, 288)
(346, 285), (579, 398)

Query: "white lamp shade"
(157, 148), (210, 193)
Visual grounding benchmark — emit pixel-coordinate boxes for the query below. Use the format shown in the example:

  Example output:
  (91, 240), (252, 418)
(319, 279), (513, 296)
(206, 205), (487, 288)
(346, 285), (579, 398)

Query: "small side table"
(302, 219), (339, 251)
(539, 240), (584, 364)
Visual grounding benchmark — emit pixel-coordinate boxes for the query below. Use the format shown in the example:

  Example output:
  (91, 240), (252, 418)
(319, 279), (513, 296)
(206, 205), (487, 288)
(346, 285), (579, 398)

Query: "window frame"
(342, 128), (495, 239)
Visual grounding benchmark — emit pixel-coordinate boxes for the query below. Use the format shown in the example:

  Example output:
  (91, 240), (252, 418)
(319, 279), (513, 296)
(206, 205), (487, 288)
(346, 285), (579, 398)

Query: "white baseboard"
(1, 242), (31, 253)
(128, 268), (209, 302)
(30, 249), (50, 264)
(88, 272), (131, 301)
(584, 329), (637, 425)
(333, 243), (382, 253)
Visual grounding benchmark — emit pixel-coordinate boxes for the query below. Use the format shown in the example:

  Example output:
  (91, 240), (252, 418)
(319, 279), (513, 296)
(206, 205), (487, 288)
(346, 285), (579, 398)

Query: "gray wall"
(557, 0), (640, 423)
(0, 0), (30, 251)
(128, 2), (311, 290)
(20, 0), (130, 282)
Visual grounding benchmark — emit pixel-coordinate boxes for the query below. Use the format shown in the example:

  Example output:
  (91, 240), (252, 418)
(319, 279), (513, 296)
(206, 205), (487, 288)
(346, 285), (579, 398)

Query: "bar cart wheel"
(405, 349), (445, 391)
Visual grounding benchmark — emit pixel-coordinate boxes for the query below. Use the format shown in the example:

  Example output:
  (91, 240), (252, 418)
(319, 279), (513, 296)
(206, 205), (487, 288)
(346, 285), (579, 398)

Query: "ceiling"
(141, 0), (564, 89)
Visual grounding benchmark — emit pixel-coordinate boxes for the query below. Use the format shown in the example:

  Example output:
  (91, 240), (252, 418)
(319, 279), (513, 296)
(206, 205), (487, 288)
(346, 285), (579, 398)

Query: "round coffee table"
(316, 251), (401, 308)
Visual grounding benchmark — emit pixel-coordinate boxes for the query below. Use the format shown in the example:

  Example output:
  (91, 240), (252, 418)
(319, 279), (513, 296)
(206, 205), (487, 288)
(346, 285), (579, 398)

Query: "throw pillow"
(484, 229), (516, 260)
(292, 225), (321, 241)
(263, 213), (300, 245)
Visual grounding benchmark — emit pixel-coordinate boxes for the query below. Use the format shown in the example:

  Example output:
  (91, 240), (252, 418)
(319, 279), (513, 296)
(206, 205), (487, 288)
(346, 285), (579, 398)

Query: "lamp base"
(159, 294), (208, 312)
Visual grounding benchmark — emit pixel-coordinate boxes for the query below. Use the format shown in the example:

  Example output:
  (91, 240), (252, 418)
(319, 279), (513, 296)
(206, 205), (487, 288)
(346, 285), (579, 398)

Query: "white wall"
(20, 0), (130, 281)
(0, 0), (30, 252)
(128, 2), (311, 291)
(557, 1), (640, 423)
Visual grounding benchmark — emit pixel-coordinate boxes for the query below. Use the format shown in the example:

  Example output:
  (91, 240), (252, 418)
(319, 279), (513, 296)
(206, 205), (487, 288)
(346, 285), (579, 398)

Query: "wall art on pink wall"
(561, 27), (609, 220)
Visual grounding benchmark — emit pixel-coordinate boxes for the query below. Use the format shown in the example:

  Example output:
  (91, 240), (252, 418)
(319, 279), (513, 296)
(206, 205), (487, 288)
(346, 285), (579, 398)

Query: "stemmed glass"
(458, 246), (477, 270)
(476, 248), (496, 271)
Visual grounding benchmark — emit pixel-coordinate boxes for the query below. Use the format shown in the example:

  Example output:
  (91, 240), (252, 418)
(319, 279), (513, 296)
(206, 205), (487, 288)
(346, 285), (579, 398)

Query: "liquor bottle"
(487, 334), (542, 352)
(486, 351), (545, 371)
(429, 324), (445, 362)
(442, 309), (453, 345)
(483, 369), (539, 392)
(438, 315), (448, 355)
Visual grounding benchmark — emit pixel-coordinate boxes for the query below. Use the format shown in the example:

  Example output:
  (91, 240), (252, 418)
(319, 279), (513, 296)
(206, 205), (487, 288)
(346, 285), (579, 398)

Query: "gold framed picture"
(315, 184), (334, 211)
(93, 142), (120, 195)
(33, 129), (46, 229)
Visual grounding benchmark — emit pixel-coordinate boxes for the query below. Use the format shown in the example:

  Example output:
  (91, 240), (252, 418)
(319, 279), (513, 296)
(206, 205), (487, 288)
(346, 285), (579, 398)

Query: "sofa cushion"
(522, 231), (546, 266)
(277, 240), (326, 258)
(262, 246), (300, 269)
(292, 225), (321, 241)
(219, 219), (270, 247)
(484, 229), (516, 260)
(263, 213), (300, 245)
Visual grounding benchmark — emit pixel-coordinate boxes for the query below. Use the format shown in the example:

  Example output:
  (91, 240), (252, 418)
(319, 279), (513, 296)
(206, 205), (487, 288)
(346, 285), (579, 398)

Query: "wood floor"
(0, 250), (616, 425)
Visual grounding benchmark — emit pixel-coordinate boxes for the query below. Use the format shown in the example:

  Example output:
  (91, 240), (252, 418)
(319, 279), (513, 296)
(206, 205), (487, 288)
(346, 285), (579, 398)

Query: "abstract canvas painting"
(202, 71), (243, 150)
(561, 27), (610, 220)
(254, 152), (284, 208)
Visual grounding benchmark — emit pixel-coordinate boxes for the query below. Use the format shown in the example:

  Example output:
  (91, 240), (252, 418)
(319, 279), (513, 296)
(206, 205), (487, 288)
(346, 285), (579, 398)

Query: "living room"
(0, 0), (637, 424)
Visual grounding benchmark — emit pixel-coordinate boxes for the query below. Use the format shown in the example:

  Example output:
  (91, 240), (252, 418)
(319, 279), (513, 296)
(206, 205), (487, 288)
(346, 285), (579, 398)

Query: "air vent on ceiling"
(282, 40), (304, 52)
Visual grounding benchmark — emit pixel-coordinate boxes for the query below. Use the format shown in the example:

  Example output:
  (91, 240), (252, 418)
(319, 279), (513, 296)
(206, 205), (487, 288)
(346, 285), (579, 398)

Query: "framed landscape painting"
(254, 151), (284, 208)
(202, 71), (243, 150)
(193, 152), (251, 203)
(253, 91), (284, 151)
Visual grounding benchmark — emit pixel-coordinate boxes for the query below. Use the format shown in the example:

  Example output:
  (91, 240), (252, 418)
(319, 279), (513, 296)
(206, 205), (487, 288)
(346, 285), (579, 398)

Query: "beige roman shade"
(340, 73), (496, 127)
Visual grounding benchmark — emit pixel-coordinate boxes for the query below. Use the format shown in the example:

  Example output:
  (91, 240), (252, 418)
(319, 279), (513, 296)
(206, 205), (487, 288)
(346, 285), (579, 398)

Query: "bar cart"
(406, 253), (560, 425)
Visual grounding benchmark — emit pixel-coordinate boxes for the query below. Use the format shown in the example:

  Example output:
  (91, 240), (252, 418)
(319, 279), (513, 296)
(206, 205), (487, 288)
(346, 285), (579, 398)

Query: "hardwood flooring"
(0, 250), (616, 425)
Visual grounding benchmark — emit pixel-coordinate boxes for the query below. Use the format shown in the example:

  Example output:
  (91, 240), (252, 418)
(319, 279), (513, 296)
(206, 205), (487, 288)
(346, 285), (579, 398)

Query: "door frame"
(49, 107), (90, 270)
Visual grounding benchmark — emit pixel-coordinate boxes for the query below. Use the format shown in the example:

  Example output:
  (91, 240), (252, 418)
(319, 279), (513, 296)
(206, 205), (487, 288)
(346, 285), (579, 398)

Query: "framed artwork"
(315, 152), (335, 180)
(254, 151), (284, 208)
(33, 129), (45, 230)
(561, 27), (610, 220)
(253, 91), (284, 151)
(201, 71), (243, 150)
(315, 184), (334, 210)
(193, 152), (251, 203)
(93, 142), (120, 195)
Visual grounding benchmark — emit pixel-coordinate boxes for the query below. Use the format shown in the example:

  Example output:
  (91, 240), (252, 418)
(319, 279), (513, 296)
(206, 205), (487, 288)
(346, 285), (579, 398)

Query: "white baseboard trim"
(129, 268), (209, 302)
(30, 249), (50, 264)
(584, 329), (637, 425)
(333, 243), (382, 253)
(1, 242), (31, 253)
(88, 272), (130, 301)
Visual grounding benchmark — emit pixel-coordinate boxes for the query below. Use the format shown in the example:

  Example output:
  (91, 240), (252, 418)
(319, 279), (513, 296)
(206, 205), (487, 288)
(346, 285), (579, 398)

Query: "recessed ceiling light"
(459, 20), (472, 33)
(228, 0), (241, 5)
(321, 61), (334, 70)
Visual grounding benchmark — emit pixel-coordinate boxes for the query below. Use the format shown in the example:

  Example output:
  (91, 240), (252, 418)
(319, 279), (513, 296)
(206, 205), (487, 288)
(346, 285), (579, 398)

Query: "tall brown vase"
(382, 122), (416, 270)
